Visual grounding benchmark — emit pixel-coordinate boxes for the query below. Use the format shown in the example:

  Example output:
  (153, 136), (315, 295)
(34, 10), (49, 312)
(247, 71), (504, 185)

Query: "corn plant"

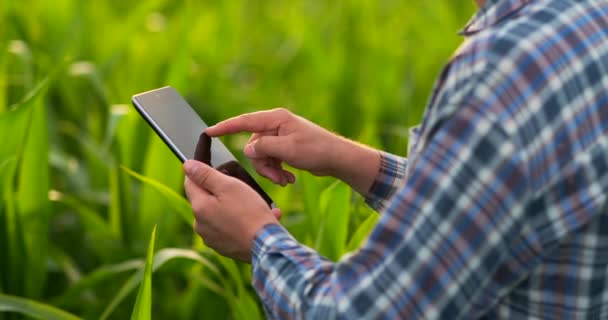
(1, 1), (473, 318)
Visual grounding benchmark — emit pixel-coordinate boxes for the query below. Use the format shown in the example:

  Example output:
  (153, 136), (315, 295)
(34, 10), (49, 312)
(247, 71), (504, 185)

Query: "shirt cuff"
(252, 223), (295, 265)
(364, 152), (408, 212)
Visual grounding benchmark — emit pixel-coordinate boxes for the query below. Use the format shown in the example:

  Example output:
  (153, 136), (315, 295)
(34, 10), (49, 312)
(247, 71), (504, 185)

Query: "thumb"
(245, 136), (291, 160)
(183, 160), (227, 195)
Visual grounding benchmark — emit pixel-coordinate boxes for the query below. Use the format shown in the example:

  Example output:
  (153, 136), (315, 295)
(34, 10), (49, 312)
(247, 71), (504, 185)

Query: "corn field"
(1, 1), (474, 319)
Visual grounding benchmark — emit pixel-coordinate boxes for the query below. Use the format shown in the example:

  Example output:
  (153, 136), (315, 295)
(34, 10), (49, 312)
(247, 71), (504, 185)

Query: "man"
(183, 0), (608, 318)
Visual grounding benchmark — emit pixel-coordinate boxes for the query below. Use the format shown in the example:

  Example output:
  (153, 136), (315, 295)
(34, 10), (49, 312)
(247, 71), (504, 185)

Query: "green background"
(0, 1), (474, 319)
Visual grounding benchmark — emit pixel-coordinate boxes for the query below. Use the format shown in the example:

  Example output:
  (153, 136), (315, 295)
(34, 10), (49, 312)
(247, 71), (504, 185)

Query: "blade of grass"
(0, 78), (39, 296)
(345, 212), (379, 252)
(0, 44), (6, 113)
(231, 291), (263, 320)
(100, 248), (221, 320)
(49, 190), (121, 261)
(298, 172), (322, 245)
(48, 244), (82, 286)
(137, 135), (184, 247)
(121, 165), (193, 226)
(0, 157), (26, 296)
(108, 165), (124, 241)
(164, 0), (194, 92)
(0, 59), (68, 299)
(317, 181), (351, 261)
(213, 255), (263, 320)
(96, 0), (169, 68)
(112, 106), (149, 246)
(15, 83), (51, 297)
(52, 259), (142, 308)
(215, 256), (244, 296)
(130, 225), (156, 320)
(0, 293), (82, 320)
(0, 159), (8, 294)
(104, 105), (132, 242)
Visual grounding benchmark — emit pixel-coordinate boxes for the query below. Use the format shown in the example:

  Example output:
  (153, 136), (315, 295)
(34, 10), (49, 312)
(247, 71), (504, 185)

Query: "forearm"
(328, 138), (408, 212)
(328, 137), (382, 196)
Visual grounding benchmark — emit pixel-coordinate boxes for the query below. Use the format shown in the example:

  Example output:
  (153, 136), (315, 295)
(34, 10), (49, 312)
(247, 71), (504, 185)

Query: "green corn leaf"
(52, 259), (142, 308)
(345, 213), (380, 253)
(48, 245), (83, 286)
(299, 172), (322, 234)
(0, 73), (50, 296)
(10, 59), (68, 297)
(0, 43), (6, 113)
(50, 191), (122, 261)
(212, 263), (262, 320)
(130, 225), (156, 320)
(0, 293), (82, 320)
(101, 248), (220, 320)
(15, 83), (51, 283)
(112, 106), (149, 244)
(0, 138), (28, 297)
(164, 0), (194, 92)
(121, 165), (193, 226)
(137, 135), (184, 246)
(0, 157), (26, 296)
(215, 256), (244, 295)
(0, 92), (33, 164)
(317, 181), (351, 261)
(108, 165), (124, 242)
(230, 291), (263, 320)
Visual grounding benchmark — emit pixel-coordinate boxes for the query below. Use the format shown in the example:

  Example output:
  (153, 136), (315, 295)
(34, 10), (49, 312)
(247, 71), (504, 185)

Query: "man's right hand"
(205, 108), (380, 195)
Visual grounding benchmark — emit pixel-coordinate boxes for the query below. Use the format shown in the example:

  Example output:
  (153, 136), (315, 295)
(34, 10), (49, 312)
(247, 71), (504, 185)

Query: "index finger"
(205, 109), (287, 137)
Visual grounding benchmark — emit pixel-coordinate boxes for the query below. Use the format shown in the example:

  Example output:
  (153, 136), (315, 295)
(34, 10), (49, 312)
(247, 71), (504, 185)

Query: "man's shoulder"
(442, 0), (607, 103)
(458, 0), (606, 68)
(426, 0), (607, 137)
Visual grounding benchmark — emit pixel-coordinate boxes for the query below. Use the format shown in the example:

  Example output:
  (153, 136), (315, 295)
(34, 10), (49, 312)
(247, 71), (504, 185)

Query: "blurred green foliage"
(0, 0), (474, 318)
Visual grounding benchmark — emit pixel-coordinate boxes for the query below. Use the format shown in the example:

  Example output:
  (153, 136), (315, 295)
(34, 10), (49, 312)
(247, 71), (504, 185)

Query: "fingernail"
(244, 143), (257, 157)
(184, 160), (201, 176)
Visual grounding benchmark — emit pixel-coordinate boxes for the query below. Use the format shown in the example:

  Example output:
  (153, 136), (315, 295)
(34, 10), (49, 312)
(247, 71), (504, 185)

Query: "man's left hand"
(183, 160), (280, 262)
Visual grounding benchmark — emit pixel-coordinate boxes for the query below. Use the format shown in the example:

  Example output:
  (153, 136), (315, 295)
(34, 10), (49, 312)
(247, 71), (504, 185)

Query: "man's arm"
(205, 108), (407, 206)
(250, 112), (537, 319)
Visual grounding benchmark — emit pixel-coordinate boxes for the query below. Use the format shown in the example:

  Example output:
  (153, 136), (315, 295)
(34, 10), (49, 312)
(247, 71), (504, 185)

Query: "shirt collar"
(460, 0), (532, 36)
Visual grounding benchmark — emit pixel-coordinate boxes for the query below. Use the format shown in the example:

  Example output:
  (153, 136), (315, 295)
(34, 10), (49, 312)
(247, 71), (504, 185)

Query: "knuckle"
(191, 200), (206, 218)
(273, 107), (291, 119)
(282, 138), (296, 160)
(196, 168), (213, 186)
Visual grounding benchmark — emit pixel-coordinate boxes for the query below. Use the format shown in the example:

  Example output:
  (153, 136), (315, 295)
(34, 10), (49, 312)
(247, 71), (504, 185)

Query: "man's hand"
(206, 108), (381, 195)
(183, 160), (279, 262)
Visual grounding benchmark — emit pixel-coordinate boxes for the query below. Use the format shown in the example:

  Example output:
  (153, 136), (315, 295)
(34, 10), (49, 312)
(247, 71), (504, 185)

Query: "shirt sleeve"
(364, 152), (408, 212)
(251, 110), (541, 319)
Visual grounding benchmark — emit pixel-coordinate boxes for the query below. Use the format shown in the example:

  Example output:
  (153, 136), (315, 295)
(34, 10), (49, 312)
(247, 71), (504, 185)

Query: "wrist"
(251, 223), (290, 264)
(328, 137), (381, 195)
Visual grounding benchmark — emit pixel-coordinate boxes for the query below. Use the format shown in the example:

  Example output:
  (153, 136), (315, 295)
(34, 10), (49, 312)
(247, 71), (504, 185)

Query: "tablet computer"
(132, 86), (274, 207)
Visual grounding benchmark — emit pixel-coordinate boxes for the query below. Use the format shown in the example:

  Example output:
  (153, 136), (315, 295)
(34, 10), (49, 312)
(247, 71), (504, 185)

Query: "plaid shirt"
(251, 0), (608, 318)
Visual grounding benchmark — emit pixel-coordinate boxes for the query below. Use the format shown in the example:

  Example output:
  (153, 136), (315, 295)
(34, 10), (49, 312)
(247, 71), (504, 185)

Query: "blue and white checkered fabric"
(252, 0), (608, 318)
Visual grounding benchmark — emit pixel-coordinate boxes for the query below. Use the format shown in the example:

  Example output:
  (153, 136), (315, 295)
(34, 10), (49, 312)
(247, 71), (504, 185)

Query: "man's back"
(417, 0), (608, 317)
(226, 0), (608, 318)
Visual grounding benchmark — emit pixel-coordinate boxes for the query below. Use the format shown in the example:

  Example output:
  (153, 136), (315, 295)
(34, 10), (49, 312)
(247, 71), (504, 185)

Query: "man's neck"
(475, 0), (486, 7)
